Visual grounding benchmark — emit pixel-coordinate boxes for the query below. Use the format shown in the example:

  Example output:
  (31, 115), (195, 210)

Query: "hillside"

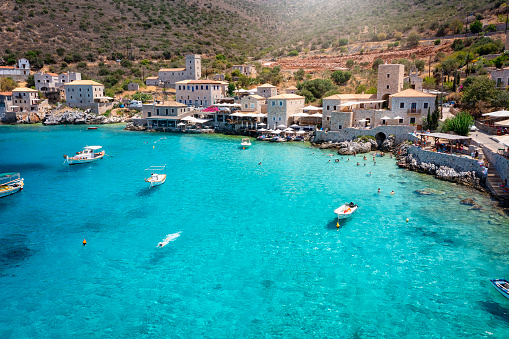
(1, 0), (503, 67)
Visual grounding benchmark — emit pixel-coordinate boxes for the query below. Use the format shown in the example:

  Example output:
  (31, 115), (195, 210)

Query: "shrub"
(434, 39), (441, 45)
(77, 62), (87, 69)
(288, 50), (299, 57)
(442, 111), (473, 136)
(330, 70), (351, 85)
(451, 39), (464, 51)
(406, 31), (420, 47)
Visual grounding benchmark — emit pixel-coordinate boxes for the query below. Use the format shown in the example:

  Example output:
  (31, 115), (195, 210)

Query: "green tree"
(294, 68), (305, 81)
(449, 18), (464, 35)
(461, 76), (497, 106)
(330, 70), (351, 85)
(231, 69), (241, 77)
(442, 111), (474, 136)
(406, 31), (421, 47)
(297, 79), (334, 101)
(414, 59), (426, 72)
(346, 60), (354, 68)
(298, 88), (315, 103)
(0, 77), (17, 91)
(26, 74), (35, 88)
(372, 58), (384, 71)
(431, 96), (440, 130)
(227, 82), (235, 97)
(131, 91), (153, 102)
(470, 20), (483, 35)
(288, 50), (299, 57)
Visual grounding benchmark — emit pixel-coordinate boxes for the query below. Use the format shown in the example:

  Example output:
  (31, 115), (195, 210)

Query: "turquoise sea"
(2, 124), (509, 338)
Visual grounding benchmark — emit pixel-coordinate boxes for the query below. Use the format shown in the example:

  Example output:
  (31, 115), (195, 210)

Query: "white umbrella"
(482, 110), (509, 117)
(358, 119), (368, 122)
(296, 130), (306, 134)
(258, 122), (266, 126)
(277, 124), (287, 128)
(267, 129), (275, 133)
(290, 124), (300, 128)
(286, 130), (295, 134)
(177, 123), (186, 126)
(283, 128), (294, 132)
(258, 128), (267, 132)
(274, 129), (282, 134)
(181, 116), (196, 121)
(310, 113), (322, 117)
(301, 105), (322, 111)
(393, 116), (403, 119)
(292, 112), (310, 117)
(381, 116), (391, 120)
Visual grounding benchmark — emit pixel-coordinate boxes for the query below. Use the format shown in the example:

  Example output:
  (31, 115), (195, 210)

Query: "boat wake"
(157, 232), (181, 248)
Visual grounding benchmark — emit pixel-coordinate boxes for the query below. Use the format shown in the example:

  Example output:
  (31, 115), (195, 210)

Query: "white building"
(64, 80), (113, 114)
(266, 94), (305, 128)
(34, 71), (81, 91)
(0, 59), (30, 81)
(11, 88), (39, 112)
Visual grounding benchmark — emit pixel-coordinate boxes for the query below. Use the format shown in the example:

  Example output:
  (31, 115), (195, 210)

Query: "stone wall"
(474, 121), (498, 135)
(330, 111), (352, 131)
(314, 125), (415, 144)
(481, 146), (509, 181)
(407, 146), (485, 177)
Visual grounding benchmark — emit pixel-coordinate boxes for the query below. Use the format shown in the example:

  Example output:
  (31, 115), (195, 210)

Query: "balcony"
(407, 109), (422, 115)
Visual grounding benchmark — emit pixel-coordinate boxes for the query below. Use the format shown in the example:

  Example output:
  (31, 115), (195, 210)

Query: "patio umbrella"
(310, 113), (322, 117)
(482, 110), (509, 117)
(274, 129), (282, 134)
(258, 122), (266, 126)
(296, 130), (306, 134)
(258, 128), (267, 132)
(177, 123), (186, 126)
(393, 116), (403, 119)
(277, 124), (287, 128)
(181, 116), (196, 121)
(290, 124), (300, 128)
(292, 112), (310, 117)
(381, 116), (391, 120)
(301, 105), (322, 111)
(358, 119), (368, 122)
(283, 128), (294, 132)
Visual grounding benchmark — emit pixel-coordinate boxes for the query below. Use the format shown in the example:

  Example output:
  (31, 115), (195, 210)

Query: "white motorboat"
(334, 202), (358, 220)
(145, 165), (166, 188)
(240, 138), (251, 149)
(0, 173), (24, 198)
(64, 146), (105, 165)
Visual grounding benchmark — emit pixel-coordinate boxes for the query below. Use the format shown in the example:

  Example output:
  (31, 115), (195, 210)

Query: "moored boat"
(145, 165), (166, 188)
(0, 173), (24, 198)
(64, 146), (105, 165)
(240, 138), (251, 149)
(491, 279), (509, 299)
(87, 127), (98, 130)
(334, 202), (358, 220)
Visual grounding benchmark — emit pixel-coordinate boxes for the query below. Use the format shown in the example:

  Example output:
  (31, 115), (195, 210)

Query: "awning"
(292, 112), (311, 117)
(310, 113), (322, 117)
(339, 100), (385, 107)
(381, 116), (391, 120)
(495, 119), (509, 126)
(424, 133), (471, 140)
(181, 116), (196, 121)
(301, 105), (322, 110)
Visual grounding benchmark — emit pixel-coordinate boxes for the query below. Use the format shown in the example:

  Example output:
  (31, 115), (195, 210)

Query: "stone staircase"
(486, 165), (509, 206)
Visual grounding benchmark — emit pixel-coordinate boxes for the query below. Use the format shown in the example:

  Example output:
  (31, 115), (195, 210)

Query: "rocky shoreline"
(43, 110), (128, 125)
(395, 143), (485, 190)
(311, 135), (396, 154)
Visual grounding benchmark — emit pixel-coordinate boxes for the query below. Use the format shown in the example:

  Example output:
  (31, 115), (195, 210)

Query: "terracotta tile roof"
(159, 68), (186, 72)
(47, 73), (58, 76)
(249, 94), (265, 100)
(146, 76), (158, 80)
(390, 89), (435, 98)
(287, 86), (298, 90)
(155, 101), (187, 107)
(0, 66), (15, 69)
(268, 94), (305, 100)
(324, 94), (376, 100)
(258, 83), (276, 88)
(0, 92), (13, 96)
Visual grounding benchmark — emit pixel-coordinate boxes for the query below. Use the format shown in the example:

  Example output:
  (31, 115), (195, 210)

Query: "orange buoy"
(83, 239), (87, 246)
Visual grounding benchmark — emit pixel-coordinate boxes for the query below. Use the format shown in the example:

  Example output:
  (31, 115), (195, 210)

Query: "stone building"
(405, 66), (423, 91)
(140, 101), (189, 129)
(152, 54), (202, 88)
(322, 94), (377, 130)
(175, 80), (226, 107)
(0, 59), (30, 81)
(286, 86), (298, 94)
(240, 94), (266, 114)
(377, 63), (405, 103)
(11, 88), (39, 112)
(489, 68), (509, 88)
(266, 94), (305, 128)
(389, 88), (436, 126)
(0, 91), (13, 114)
(257, 83), (277, 99)
(127, 83), (139, 91)
(35, 71), (80, 92)
(232, 65), (256, 77)
(64, 80), (113, 114)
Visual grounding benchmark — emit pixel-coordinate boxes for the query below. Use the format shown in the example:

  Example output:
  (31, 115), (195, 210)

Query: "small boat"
(145, 165), (166, 188)
(0, 173), (24, 198)
(334, 202), (358, 220)
(64, 146), (105, 165)
(491, 279), (509, 299)
(87, 127), (98, 130)
(240, 138), (251, 149)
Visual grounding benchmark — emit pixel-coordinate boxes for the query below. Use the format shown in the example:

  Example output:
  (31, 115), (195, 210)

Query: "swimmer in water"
(357, 162), (360, 166)
(377, 188), (381, 193)
(391, 190), (395, 195)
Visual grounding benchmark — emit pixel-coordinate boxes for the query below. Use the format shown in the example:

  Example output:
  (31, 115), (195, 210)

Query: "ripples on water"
(1, 124), (509, 337)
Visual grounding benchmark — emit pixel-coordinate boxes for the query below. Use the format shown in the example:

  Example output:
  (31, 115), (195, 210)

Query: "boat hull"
(334, 204), (358, 219)
(0, 182), (23, 198)
(66, 152), (105, 165)
(145, 174), (166, 187)
(491, 279), (509, 299)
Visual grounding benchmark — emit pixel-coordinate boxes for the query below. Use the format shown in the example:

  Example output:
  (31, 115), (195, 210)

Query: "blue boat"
(490, 279), (509, 299)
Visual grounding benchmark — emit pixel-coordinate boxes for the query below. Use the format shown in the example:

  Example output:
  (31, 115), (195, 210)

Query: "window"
(338, 124), (342, 130)
(410, 117), (416, 124)
(386, 85), (390, 89)
(399, 118), (403, 124)
(327, 105), (330, 110)
(399, 102), (404, 109)
(279, 101), (283, 106)
(497, 78), (502, 87)
(251, 103), (254, 109)
(333, 105), (337, 110)
(206, 86), (208, 90)
(326, 117), (330, 121)
(148, 111), (151, 117)
(165, 109), (169, 116)
(156, 109), (159, 115)
(423, 103), (428, 109)
(271, 101), (275, 106)
(411, 103), (417, 110)
(201, 86), (203, 90)
(387, 74), (390, 78)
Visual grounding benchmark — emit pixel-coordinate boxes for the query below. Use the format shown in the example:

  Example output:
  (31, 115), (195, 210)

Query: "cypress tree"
(426, 107), (431, 130)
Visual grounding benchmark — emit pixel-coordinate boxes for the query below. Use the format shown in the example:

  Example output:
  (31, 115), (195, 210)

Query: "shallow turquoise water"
(2, 124), (509, 338)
